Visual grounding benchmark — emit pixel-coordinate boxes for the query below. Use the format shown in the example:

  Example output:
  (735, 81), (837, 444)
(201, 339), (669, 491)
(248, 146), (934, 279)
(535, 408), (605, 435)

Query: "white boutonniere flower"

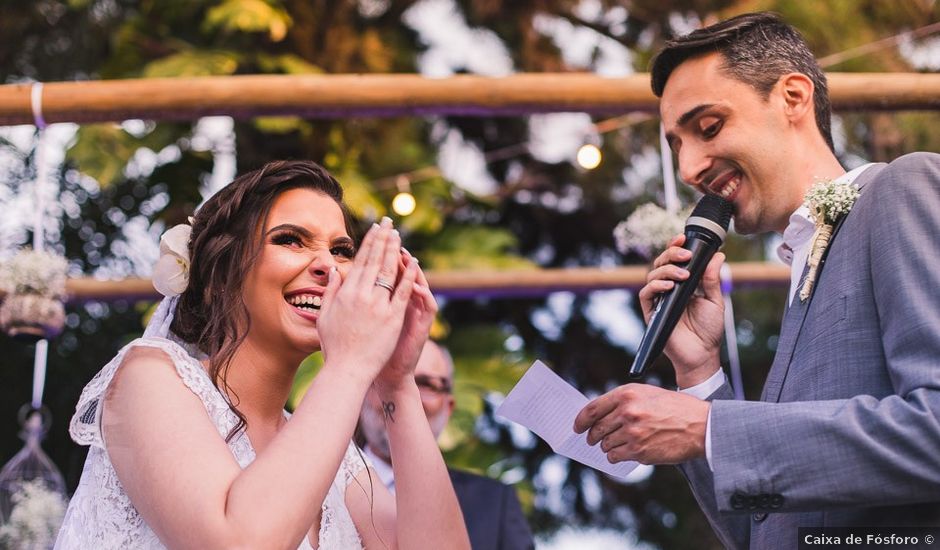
(152, 223), (192, 297)
(799, 179), (860, 302)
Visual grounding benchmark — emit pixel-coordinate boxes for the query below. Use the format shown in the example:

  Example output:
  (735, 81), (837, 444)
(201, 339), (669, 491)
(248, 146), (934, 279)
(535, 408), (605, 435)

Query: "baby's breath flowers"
(614, 203), (692, 259)
(805, 178), (861, 226)
(799, 179), (861, 302)
(0, 479), (67, 549)
(0, 249), (69, 340)
(0, 249), (68, 298)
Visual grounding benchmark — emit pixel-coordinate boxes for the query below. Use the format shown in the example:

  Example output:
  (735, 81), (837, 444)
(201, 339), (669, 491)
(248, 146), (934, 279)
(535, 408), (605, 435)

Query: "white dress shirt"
(679, 163), (874, 469)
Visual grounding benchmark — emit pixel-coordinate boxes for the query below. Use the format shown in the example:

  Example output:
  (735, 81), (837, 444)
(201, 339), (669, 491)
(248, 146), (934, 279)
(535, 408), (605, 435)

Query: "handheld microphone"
(628, 194), (733, 378)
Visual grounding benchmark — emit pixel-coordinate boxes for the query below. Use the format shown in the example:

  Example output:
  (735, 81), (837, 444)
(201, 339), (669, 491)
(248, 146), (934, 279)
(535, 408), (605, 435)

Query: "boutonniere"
(799, 178), (860, 302)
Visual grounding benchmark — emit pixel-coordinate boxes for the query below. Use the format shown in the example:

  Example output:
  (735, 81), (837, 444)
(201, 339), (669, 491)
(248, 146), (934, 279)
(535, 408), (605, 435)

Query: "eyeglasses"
(415, 374), (452, 399)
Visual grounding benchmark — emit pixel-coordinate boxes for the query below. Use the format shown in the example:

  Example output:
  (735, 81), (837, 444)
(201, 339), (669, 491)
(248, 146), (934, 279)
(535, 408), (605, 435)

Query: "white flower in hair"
(152, 223), (192, 297)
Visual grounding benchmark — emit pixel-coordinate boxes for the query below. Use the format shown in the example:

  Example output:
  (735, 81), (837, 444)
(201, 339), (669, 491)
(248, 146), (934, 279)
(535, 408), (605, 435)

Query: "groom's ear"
(778, 72), (815, 125)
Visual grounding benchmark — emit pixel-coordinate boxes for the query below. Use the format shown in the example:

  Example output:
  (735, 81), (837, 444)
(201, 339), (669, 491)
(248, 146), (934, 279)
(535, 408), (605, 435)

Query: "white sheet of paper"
(495, 360), (638, 480)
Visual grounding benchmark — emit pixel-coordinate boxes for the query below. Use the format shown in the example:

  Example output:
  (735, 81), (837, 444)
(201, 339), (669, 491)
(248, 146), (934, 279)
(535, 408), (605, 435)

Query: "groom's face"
(660, 52), (805, 234)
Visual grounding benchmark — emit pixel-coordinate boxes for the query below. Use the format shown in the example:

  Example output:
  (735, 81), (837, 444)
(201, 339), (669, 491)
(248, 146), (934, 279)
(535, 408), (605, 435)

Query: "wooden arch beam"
(0, 73), (938, 125)
(0, 263), (790, 303)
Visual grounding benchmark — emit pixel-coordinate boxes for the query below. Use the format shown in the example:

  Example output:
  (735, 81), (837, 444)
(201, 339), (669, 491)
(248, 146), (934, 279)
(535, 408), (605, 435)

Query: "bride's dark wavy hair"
(170, 160), (355, 441)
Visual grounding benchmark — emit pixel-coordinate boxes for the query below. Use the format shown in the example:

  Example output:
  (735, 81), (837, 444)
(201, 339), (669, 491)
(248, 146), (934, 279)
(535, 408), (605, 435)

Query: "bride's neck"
(214, 338), (300, 425)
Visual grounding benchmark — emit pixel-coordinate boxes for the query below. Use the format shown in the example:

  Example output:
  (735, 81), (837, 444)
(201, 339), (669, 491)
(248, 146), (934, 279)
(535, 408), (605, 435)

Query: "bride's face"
(241, 187), (355, 354)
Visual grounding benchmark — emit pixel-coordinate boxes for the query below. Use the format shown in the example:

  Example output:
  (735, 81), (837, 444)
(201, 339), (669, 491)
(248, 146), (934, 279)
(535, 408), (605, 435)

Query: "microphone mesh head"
(690, 194), (733, 231)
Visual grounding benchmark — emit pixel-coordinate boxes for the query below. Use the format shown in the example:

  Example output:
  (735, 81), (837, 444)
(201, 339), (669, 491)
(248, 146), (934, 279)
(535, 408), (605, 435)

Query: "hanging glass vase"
(0, 406), (68, 550)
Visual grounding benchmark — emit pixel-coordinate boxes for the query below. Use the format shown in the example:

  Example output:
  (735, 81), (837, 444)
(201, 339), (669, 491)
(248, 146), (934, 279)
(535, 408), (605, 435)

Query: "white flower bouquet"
(0, 250), (68, 298)
(613, 203), (691, 259)
(0, 479), (67, 550)
(0, 249), (69, 341)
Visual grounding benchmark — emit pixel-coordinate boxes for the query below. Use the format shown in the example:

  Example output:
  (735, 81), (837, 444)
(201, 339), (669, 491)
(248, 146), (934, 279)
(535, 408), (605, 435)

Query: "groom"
(574, 12), (940, 549)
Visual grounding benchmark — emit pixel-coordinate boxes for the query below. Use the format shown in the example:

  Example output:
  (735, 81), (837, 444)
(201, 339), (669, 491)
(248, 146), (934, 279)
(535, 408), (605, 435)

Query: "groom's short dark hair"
(650, 12), (833, 152)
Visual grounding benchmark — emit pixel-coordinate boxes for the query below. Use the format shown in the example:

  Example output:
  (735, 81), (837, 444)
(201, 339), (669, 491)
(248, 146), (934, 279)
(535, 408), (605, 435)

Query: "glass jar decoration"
(0, 406), (68, 549)
(0, 249), (68, 343)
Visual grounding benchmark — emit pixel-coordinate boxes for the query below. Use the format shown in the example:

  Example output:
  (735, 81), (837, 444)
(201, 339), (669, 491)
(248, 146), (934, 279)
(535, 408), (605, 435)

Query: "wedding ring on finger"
(374, 277), (394, 292)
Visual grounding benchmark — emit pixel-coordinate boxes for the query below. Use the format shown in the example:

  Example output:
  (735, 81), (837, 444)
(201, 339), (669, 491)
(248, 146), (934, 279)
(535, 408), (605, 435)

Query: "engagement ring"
(374, 278), (394, 292)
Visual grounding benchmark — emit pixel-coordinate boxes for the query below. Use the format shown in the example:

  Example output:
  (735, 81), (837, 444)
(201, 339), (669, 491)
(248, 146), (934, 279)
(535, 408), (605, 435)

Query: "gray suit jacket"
(680, 152), (940, 549)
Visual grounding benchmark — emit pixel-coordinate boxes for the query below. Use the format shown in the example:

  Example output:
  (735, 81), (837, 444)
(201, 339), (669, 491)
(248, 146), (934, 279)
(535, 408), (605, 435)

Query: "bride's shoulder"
(122, 339), (175, 363)
(102, 338), (215, 443)
(115, 336), (201, 373)
(108, 337), (205, 403)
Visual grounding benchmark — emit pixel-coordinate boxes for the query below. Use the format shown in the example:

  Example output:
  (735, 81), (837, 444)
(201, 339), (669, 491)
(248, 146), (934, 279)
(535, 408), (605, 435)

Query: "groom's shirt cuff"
(678, 369), (727, 471)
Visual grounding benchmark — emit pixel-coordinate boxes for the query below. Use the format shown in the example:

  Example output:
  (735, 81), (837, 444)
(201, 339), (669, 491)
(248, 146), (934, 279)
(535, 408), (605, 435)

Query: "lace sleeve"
(68, 336), (234, 450)
(340, 441), (370, 488)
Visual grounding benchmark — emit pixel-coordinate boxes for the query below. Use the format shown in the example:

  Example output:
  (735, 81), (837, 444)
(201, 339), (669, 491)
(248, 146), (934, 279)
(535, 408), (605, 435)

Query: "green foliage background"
(0, 1), (937, 547)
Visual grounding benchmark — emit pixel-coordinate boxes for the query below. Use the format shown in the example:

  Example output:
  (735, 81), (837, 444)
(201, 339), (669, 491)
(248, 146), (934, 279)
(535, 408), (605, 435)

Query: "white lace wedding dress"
(54, 334), (367, 550)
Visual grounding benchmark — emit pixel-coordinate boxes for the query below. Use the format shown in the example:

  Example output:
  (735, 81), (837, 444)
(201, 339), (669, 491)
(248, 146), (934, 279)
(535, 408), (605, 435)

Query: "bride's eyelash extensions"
(271, 231), (303, 247)
(330, 242), (356, 259)
(271, 229), (356, 259)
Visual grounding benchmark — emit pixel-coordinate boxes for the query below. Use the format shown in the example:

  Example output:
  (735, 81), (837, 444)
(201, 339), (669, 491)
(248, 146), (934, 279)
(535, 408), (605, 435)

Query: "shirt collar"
(778, 205), (815, 265)
(776, 163), (875, 265)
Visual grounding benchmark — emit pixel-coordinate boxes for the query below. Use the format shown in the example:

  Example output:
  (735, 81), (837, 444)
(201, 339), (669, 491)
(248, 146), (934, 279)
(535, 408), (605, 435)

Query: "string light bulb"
(576, 143), (602, 170)
(392, 191), (416, 216)
(392, 175), (416, 216)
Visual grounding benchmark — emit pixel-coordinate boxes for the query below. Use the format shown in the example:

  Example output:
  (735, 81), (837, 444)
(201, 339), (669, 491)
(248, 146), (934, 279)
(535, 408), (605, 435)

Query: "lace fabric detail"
(317, 443), (369, 549)
(340, 440), (369, 487)
(56, 337), (365, 550)
(68, 337), (244, 457)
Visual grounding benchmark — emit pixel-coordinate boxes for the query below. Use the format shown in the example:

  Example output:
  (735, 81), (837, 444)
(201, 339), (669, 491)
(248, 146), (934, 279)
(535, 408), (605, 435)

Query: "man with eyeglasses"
(358, 340), (534, 550)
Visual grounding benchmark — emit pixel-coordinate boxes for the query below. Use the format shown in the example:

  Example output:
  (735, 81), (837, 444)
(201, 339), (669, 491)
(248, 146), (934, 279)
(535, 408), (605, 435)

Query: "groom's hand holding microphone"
(574, 195), (731, 465)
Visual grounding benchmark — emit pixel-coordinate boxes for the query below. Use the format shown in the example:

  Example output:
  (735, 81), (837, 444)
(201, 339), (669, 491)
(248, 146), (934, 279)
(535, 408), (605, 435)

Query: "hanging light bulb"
(392, 191), (416, 216)
(392, 175), (416, 216)
(576, 143), (602, 170)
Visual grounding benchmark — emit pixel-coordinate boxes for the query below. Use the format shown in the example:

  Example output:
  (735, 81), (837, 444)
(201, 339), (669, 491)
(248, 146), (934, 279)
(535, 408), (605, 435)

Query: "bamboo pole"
(0, 74), (655, 124)
(0, 73), (938, 125)
(0, 263), (789, 303)
(827, 73), (940, 110)
(427, 262), (789, 297)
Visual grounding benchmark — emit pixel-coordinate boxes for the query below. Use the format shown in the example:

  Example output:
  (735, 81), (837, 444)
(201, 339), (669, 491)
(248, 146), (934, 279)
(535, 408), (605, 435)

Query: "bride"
(55, 160), (470, 549)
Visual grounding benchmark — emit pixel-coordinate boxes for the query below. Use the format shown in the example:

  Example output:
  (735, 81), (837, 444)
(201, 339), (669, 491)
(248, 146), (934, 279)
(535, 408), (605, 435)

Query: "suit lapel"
(762, 218), (845, 402)
(761, 264), (811, 401)
(761, 164), (885, 402)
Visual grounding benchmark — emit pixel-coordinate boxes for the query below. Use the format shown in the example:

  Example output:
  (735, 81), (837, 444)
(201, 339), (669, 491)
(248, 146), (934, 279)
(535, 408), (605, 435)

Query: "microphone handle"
(628, 230), (722, 378)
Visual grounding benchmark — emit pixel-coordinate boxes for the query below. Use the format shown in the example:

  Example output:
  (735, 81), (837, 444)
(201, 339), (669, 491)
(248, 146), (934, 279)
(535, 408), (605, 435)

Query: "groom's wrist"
(675, 358), (722, 390)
